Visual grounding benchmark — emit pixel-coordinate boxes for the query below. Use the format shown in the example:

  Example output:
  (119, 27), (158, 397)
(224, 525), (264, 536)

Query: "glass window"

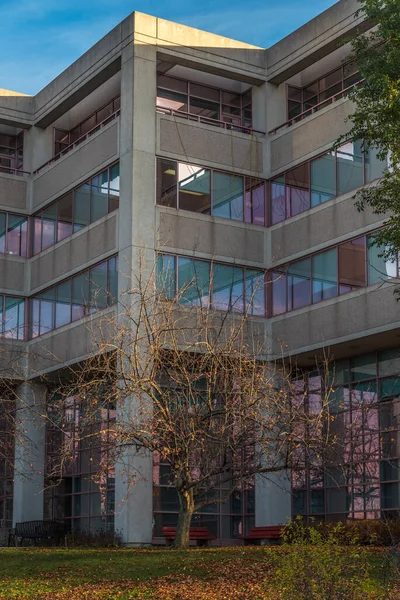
(245, 270), (265, 316)
(178, 257), (210, 308)
(89, 262), (108, 311)
(270, 177), (286, 225)
(41, 204), (57, 251)
(156, 254), (176, 300)
(311, 153), (336, 206)
(189, 97), (219, 120)
(0, 213), (5, 253)
(31, 298), (40, 338)
(365, 146), (386, 183)
(33, 217), (42, 255)
(312, 249), (338, 303)
(287, 258), (311, 310)
(55, 282), (71, 328)
(286, 164), (310, 217)
(272, 271), (287, 316)
(245, 179), (265, 226)
(338, 236), (366, 293)
(74, 183), (91, 232)
(379, 349), (400, 377)
(156, 159), (177, 208)
(351, 354), (377, 382)
(91, 172), (109, 222)
(72, 274), (89, 321)
(39, 289), (55, 335)
(178, 163), (211, 214)
(107, 257), (118, 306)
(7, 215), (27, 257)
(4, 297), (24, 339)
(337, 141), (363, 196)
(367, 236), (397, 284)
(213, 172), (243, 221)
(109, 164), (120, 212)
(211, 264), (244, 312)
(57, 193), (73, 242)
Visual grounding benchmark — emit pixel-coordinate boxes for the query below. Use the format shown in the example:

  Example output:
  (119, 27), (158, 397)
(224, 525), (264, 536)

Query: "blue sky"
(3, 0), (338, 95)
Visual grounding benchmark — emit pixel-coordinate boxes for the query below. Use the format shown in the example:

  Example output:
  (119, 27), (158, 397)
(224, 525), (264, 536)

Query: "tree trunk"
(173, 489), (194, 549)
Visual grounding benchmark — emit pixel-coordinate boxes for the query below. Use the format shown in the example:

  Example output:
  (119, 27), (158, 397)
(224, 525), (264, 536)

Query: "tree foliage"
(345, 0), (400, 258)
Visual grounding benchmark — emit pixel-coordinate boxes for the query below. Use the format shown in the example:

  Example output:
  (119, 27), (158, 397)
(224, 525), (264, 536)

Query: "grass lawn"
(0, 546), (397, 599)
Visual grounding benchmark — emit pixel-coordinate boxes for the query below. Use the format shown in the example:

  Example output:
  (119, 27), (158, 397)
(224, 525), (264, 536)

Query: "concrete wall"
(158, 209), (267, 267)
(30, 214), (117, 291)
(270, 100), (353, 174)
(32, 121), (119, 208)
(158, 115), (263, 174)
(0, 175), (27, 212)
(271, 192), (385, 264)
(0, 257), (26, 295)
(271, 283), (400, 357)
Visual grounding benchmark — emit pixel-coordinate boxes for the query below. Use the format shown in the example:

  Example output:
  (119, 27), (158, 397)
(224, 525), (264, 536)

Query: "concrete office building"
(0, 0), (398, 545)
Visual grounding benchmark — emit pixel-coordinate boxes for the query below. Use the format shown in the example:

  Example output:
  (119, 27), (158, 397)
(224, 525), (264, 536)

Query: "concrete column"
(255, 471), (292, 526)
(13, 381), (47, 525)
(114, 14), (157, 545)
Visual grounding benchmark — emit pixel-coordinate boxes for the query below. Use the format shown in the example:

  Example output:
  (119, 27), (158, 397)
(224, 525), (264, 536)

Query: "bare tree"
(45, 254), (364, 549)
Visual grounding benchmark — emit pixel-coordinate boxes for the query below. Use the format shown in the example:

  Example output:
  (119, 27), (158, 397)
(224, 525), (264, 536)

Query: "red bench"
(162, 526), (216, 546)
(239, 525), (284, 545)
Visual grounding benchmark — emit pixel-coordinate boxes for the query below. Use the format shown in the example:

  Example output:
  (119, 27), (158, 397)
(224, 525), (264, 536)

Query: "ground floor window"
(0, 397), (14, 530)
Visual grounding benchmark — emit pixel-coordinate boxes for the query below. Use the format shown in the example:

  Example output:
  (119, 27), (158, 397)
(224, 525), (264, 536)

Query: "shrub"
(275, 518), (393, 600)
(65, 528), (122, 548)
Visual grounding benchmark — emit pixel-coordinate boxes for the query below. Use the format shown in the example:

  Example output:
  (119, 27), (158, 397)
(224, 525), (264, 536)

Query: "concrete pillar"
(114, 14), (157, 545)
(255, 471), (292, 526)
(13, 381), (47, 525)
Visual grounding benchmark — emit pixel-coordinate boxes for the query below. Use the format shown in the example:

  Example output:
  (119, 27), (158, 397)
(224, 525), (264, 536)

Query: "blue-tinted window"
(312, 249), (338, 303)
(211, 264), (244, 312)
(156, 254), (176, 300)
(178, 258), (210, 308)
(213, 172), (243, 221)
(245, 270), (265, 316)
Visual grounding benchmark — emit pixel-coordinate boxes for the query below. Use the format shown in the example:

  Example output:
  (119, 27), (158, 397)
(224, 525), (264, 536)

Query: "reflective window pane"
(4, 296), (24, 339)
(213, 172), (243, 221)
(272, 271), (286, 316)
(178, 163), (211, 214)
(89, 262), (108, 310)
(365, 146), (386, 183)
(57, 193), (73, 242)
(39, 290), (55, 335)
(337, 140), (364, 196)
(156, 254), (175, 300)
(286, 164), (310, 217)
(72, 274), (89, 321)
(351, 354), (377, 382)
(211, 264), (244, 312)
(0, 213), (5, 253)
(91, 173), (109, 223)
(270, 177), (286, 224)
(245, 270), (265, 316)
(41, 204), (57, 251)
(73, 183), (91, 232)
(189, 97), (219, 120)
(287, 258), (311, 310)
(312, 249), (338, 303)
(245, 179), (265, 226)
(367, 235), (397, 284)
(55, 282), (71, 328)
(107, 257), (118, 306)
(178, 257), (210, 307)
(7, 214), (27, 256)
(338, 236), (366, 293)
(311, 153), (336, 206)
(156, 158), (177, 208)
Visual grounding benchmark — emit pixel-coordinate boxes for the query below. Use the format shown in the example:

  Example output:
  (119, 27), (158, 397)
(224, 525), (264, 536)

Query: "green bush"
(275, 518), (393, 600)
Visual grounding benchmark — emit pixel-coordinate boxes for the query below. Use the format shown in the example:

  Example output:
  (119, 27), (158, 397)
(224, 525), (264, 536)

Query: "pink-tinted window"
(270, 178), (286, 224)
(245, 178), (265, 226)
(272, 271), (286, 315)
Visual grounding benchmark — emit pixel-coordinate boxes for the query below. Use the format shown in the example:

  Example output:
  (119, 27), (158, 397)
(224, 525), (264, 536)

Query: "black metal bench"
(8, 521), (67, 547)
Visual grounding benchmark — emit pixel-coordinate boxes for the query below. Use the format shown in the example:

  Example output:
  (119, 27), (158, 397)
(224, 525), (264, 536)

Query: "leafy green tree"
(345, 0), (400, 259)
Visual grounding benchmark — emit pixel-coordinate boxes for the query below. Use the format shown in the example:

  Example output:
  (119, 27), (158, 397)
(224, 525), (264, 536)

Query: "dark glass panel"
(379, 349), (400, 377)
(350, 354), (377, 382)
(57, 193), (73, 241)
(156, 88), (188, 112)
(0, 213), (5, 253)
(288, 101), (302, 119)
(189, 97), (219, 120)
(80, 115), (96, 136)
(287, 258), (311, 310)
(89, 261), (108, 310)
(272, 271), (286, 315)
(381, 460), (400, 482)
(91, 171), (109, 222)
(287, 86), (302, 102)
(367, 235), (396, 284)
(221, 91), (241, 107)
(319, 68), (342, 92)
(73, 183), (91, 232)
(337, 140), (363, 196)
(41, 202), (57, 249)
(312, 249), (338, 303)
(7, 214), (27, 256)
(33, 216), (42, 255)
(319, 82), (343, 101)
(310, 153), (336, 206)
(212, 172), (243, 221)
(55, 282), (71, 328)
(178, 163), (211, 214)
(293, 490), (306, 515)
(96, 101), (114, 123)
(270, 177), (286, 224)
(365, 146), (386, 183)
(381, 482), (400, 509)
(178, 257), (210, 308)
(72, 273), (89, 321)
(338, 236), (366, 293)
(4, 297), (24, 340)
(245, 270), (265, 316)
(244, 178), (265, 226)
(39, 289), (55, 335)
(156, 158), (177, 208)
(190, 83), (219, 102)
(107, 257), (118, 306)
(211, 264), (244, 313)
(286, 164), (310, 216)
(156, 254), (176, 300)
(157, 76), (188, 94)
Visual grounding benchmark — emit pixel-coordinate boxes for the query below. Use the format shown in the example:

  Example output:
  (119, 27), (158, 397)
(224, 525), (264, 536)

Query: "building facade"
(0, 0), (398, 545)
